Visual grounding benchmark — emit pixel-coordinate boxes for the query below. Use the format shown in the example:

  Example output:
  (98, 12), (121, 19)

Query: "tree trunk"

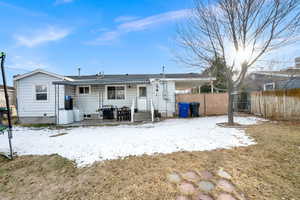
(227, 81), (234, 125)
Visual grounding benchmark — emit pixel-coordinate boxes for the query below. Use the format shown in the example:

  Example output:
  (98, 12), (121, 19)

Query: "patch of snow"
(0, 116), (264, 167)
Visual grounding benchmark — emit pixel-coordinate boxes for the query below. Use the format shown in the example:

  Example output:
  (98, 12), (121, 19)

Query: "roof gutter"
(254, 72), (300, 77)
(150, 77), (216, 82)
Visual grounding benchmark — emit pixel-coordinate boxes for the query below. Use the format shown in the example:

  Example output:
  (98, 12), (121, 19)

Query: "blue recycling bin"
(178, 102), (190, 118)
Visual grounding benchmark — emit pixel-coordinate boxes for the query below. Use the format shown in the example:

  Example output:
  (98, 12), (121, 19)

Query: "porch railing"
(150, 99), (154, 122)
(131, 98), (155, 122)
(131, 99), (135, 122)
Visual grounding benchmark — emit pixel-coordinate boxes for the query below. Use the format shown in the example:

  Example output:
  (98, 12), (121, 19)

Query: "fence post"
(283, 90), (286, 119)
(263, 92), (267, 118)
(204, 94), (206, 116)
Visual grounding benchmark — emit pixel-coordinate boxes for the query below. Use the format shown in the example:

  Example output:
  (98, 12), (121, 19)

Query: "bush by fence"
(251, 89), (300, 120)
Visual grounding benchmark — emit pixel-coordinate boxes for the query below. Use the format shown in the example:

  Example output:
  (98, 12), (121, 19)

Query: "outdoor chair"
(117, 107), (131, 121)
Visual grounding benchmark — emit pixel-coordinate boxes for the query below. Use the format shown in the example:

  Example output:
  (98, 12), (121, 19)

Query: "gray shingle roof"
(0, 85), (15, 90)
(54, 73), (212, 85)
(66, 73), (209, 80)
(253, 68), (300, 77)
(277, 78), (300, 89)
(55, 78), (150, 85)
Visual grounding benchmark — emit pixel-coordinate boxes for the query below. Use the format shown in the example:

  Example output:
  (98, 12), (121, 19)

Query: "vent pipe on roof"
(78, 67), (81, 76)
(295, 57), (300, 68)
(96, 71), (104, 79)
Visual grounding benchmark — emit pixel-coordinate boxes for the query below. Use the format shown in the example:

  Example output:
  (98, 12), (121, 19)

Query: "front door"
(137, 85), (147, 111)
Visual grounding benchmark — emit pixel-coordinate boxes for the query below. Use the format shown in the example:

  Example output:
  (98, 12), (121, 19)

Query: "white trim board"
(150, 77), (216, 82)
(14, 69), (74, 81)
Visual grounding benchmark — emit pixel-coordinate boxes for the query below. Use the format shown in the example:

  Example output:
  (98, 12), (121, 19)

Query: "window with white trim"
(35, 85), (47, 101)
(78, 86), (90, 95)
(107, 86), (125, 100)
(263, 82), (275, 91)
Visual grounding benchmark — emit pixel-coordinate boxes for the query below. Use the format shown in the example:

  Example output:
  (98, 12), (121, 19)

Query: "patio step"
(134, 111), (151, 122)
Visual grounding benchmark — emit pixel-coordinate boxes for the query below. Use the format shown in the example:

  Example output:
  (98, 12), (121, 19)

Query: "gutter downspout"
(57, 85), (60, 125)
(54, 84), (56, 124)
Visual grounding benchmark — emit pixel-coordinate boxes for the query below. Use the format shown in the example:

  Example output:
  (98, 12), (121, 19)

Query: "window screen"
(79, 86), (90, 94)
(107, 86), (125, 99)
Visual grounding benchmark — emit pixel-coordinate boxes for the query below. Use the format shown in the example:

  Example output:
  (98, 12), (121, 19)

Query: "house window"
(139, 86), (147, 97)
(107, 86), (125, 100)
(78, 86), (90, 94)
(264, 82), (275, 91)
(35, 85), (47, 101)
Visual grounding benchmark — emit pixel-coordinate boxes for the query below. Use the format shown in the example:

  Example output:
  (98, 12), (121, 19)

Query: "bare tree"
(176, 0), (300, 124)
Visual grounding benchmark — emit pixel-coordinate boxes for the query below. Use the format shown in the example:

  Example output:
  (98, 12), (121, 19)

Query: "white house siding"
(150, 80), (176, 117)
(16, 73), (65, 123)
(73, 85), (100, 114)
(74, 84), (143, 115)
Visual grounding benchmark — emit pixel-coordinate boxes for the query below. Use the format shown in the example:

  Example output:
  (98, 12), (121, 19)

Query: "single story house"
(13, 69), (215, 124)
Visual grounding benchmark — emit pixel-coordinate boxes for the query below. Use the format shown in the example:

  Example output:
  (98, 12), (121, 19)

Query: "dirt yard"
(0, 121), (299, 200)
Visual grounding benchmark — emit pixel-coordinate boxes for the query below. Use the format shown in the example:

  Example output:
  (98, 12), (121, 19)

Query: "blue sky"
(1, 0), (299, 85)
(0, 0), (194, 84)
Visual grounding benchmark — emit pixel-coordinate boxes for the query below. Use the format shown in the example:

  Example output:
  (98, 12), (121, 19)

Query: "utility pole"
(0, 52), (13, 159)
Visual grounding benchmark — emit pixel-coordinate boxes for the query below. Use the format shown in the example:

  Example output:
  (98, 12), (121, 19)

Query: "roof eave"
(14, 69), (74, 81)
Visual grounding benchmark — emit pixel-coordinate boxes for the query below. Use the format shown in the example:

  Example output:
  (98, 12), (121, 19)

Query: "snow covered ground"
(0, 116), (265, 167)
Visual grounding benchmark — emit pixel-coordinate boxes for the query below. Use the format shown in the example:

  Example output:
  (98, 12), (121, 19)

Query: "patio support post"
(210, 81), (214, 93)
(54, 84), (57, 124)
(57, 85), (60, 125)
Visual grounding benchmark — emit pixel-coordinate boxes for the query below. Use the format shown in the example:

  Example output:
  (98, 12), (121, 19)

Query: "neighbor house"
(0, 85), (15, 107)
(243, 57), (300, 91)
(13, 69), (215, 124)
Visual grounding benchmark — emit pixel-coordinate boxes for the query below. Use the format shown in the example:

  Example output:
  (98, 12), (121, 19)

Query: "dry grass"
(0, 121), (299, 200)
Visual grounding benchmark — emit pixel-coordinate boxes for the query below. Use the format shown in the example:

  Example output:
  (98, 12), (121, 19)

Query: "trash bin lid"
(178, 102), (190, 105)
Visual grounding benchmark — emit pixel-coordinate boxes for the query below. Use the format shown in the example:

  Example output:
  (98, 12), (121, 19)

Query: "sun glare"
(235, 46), (252, 64)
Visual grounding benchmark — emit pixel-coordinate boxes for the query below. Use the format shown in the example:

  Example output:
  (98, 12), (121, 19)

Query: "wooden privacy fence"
(176, 93), (228, 116)
(251, 89), (300, 120)
(0, 100), (17, 117)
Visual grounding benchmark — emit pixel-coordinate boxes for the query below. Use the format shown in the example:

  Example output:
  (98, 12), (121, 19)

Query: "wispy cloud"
(88, 9), (191, 45)
(0, 1), (47, 16)
(15, 26), (71, 47)
(119, 9), (190, 32)
(54, 0), (74, 5)
(6, 55), (50, 71)
(114, 15), (139, 23)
